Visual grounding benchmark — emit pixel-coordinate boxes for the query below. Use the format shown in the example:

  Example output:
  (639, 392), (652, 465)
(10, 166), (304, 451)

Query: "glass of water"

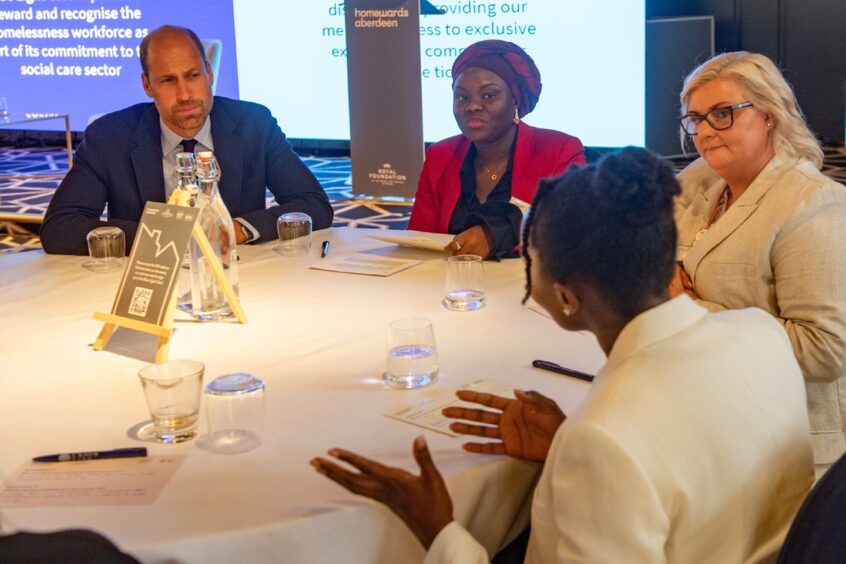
(384, 318), (439, 389)
(443, 254), (486, 311)
(138, 360), (204, 443)
(0, 97), (8, 119)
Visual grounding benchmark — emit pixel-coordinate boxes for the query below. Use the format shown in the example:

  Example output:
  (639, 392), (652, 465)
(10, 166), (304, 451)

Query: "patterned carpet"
(1, 144), (844, 253)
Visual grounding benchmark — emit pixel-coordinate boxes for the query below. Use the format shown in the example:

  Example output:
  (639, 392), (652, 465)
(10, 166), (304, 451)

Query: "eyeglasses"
(679, 102), (754, 135)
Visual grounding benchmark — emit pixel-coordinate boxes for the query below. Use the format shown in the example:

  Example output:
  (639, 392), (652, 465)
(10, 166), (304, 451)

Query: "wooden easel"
(93, 189), (247, 363)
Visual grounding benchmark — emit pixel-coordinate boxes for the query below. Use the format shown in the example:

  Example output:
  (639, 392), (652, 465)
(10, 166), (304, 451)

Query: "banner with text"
(345, 0), (425, 198)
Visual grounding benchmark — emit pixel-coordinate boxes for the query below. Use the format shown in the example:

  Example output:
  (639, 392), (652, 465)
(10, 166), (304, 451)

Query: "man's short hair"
(139, 25), (207, 76)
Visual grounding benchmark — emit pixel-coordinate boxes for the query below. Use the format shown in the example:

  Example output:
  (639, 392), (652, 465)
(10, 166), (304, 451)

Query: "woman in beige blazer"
(672, 51), (846, 473)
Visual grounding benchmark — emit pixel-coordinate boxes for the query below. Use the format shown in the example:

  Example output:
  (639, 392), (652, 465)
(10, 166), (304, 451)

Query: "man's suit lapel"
(130, 106), (166, 203)
(210, 100), (243, 215)
(683, 156), (783, 283)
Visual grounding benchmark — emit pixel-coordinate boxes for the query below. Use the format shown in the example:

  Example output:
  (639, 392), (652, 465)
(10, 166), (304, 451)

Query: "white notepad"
(0, 456), (183, 507)
(367, 232), (454, 252)
(310, 253), (422, 277)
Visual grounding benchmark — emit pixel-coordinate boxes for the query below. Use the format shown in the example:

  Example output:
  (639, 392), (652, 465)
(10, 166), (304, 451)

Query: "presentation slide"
(1, 0), (644, 147)
(0, 0), (239, 129)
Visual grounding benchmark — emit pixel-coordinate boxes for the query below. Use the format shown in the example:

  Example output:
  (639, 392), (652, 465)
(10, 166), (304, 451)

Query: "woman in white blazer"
(672, 52), (846, 473)
(311, 148), (814, 563)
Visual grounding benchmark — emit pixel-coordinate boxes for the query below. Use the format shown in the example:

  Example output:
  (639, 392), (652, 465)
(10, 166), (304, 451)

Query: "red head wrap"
(451, 40), (542, 117)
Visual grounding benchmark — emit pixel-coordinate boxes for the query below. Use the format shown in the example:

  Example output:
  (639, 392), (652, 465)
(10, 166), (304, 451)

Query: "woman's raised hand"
(311, 436), (454, 549)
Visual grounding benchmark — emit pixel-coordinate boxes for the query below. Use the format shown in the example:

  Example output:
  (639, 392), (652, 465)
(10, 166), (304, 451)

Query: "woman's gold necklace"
(477, 155), (508, 181)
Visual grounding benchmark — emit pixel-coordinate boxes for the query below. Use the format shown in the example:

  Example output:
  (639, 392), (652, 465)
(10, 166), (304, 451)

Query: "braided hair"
(522, 147), (680, 318)
(521, 177), (554, 304)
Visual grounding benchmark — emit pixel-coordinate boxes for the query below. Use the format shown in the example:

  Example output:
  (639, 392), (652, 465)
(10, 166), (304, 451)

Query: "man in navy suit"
(41, 25), (333, 255)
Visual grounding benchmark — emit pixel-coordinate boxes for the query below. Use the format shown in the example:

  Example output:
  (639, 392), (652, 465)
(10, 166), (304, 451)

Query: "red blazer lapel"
(437, 136), (471, 232)
(510, 122), (536, 204)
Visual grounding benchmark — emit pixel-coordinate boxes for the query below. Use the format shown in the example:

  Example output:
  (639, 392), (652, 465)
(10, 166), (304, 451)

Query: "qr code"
(129, 287), (153, 317)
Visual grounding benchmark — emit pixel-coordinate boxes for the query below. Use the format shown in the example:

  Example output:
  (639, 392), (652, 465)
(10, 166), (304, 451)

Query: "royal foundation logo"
(368, 163), (408, 187)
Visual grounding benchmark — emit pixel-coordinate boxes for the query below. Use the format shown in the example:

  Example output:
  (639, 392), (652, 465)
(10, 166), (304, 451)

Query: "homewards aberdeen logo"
(353, 5), (409, 28)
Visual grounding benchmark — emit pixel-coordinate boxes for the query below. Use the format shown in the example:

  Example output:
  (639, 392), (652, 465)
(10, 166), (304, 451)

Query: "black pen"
(321, 240), (330, 258)
(32, 447), (148, 463)
(532, 360), (594, 382)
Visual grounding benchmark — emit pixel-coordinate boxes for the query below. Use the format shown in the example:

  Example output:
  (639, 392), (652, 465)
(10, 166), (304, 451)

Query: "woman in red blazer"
(408, 40), (585, 259)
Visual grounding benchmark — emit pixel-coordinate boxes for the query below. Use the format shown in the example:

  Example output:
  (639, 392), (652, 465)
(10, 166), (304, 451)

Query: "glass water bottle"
(189, 151), (240, 321)
(174, 152), (199, 312)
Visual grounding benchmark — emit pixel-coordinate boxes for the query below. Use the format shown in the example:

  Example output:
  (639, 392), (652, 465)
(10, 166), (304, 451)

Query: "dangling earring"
(513, 107), (520, 125)
(562, 305), (572, 316)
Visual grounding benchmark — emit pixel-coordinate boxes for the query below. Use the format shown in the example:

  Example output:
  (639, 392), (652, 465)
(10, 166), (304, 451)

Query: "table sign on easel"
(92, 200), (247, 363)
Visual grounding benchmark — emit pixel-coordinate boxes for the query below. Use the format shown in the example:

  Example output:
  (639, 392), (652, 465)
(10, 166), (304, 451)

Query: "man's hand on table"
(311, 436), (453, 550)
(443, 390), (566, 463)
(233, 220), (249, 245)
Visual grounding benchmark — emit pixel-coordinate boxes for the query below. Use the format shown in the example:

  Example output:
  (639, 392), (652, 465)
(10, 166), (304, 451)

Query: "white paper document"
(310, 253), (422, 277)
(367, 232), (454, 252)
(384, 379), (516, 436)
(0, 456), (183, 507)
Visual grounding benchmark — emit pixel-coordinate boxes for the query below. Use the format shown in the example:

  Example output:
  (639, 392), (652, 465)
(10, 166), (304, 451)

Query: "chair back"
(202, 39), (222, 94)
(777, 452), (846, 563)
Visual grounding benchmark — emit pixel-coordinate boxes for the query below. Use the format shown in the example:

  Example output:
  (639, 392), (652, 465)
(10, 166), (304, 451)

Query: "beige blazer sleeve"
(768, 184), (846, 382)
(424, 522), (489, 564)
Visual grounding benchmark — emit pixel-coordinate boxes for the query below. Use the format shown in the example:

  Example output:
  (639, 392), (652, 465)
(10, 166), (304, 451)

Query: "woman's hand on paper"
(443, 389), (566, 462)
(445, 226), (491, 259)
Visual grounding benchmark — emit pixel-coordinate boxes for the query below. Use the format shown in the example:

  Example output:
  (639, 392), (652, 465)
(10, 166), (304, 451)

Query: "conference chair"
(202, 39), (222, 94)
(87, 39), (223, 126)
(777, 452), (846, 563)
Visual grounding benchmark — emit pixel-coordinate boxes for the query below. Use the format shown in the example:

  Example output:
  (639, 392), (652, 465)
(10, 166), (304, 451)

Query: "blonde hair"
(680, 51), (823, 169)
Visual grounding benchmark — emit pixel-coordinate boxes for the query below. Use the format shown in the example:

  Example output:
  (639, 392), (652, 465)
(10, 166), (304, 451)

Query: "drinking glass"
(0, 97), (8, 119)
(443, 254), (486, 311)
(138, 360), (205, 443)
(275, 212), (312, 257)
(203, 373), (265, 454)
(384, 318), (439, 389)
(83, 226), (125, 272)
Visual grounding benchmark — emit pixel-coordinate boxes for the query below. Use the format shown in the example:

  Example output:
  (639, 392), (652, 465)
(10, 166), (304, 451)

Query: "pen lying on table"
(32, 447), (148, 463)
(532, 360), (595, 382)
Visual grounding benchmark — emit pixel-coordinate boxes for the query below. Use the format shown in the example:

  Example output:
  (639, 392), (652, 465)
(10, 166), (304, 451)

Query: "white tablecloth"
(0, 227), (604, 563)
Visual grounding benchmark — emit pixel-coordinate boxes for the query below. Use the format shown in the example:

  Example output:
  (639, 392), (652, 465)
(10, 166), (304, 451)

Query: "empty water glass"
(83, 226), (126, 272)
(443, 254), (486, 311)
(384, 318), (439, 389)
(276, 212), (312, 257)
(203, 373), (265, 454)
